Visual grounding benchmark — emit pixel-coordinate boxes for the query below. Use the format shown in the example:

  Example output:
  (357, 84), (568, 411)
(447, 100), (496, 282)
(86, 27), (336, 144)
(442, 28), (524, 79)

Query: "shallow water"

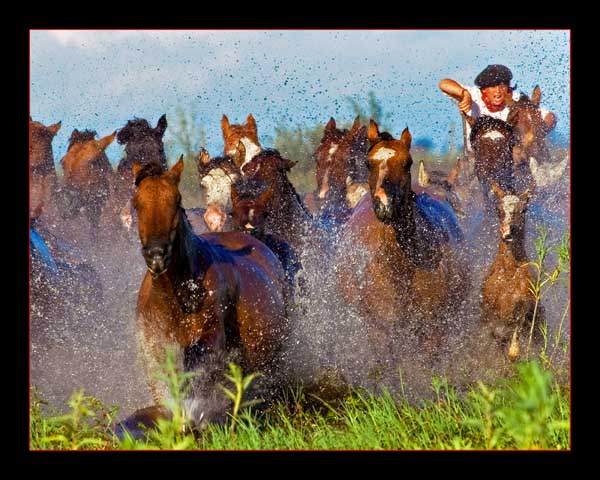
(30, 170), (570, 420)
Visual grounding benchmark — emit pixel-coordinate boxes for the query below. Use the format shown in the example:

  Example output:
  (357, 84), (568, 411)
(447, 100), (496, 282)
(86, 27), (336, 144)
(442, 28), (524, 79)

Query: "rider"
(438, 64), (557, 153)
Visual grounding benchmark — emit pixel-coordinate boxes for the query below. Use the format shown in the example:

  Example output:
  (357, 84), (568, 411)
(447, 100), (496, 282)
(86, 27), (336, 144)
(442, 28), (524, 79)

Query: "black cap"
(474, 64), (513, 89)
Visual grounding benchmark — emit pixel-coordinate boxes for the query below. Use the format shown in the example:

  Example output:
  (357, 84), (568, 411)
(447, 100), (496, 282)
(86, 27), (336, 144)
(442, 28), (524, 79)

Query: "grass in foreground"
(30, 358), (569, 451)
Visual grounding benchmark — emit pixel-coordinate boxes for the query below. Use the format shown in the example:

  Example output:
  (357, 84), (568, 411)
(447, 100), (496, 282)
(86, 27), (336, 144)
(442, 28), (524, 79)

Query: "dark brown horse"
(108, 115), (169, 235)
(231, 149), (320, 257)
(336, 120), (467, 359)
(481, 181), (543, 361)
(304, 117), (369, 227)
(30, 117), (61, 224)
(221, 114), (262, 172)
(130, 158), (288, 429)
(59, 129), (116, 240)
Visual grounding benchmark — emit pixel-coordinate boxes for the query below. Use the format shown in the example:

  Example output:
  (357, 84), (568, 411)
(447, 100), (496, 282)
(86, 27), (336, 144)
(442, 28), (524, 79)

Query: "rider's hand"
(458, 89), (472, 114)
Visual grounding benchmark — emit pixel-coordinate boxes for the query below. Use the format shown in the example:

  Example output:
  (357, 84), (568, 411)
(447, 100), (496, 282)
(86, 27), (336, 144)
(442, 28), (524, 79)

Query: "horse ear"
(155, 114), (168, 137)
(367, 119), (380, 142)
(325, 117), (336, 132)
(29, 115), (33, 122)
(168, 155), (185, 184)
(350, 116), (361, 134)
(198, 147), (211, 165)
(531, 85), (542, 106)
(97, 131), (117, 151)
(132, 161), (143, 181)
(246, 114), (257, 131)
(490, 181), (506, 199)
(221, 114), (230, 136)
(418, 160), (429, 187)
(48, 121), (62, 136)
(400, 127), (412, 149)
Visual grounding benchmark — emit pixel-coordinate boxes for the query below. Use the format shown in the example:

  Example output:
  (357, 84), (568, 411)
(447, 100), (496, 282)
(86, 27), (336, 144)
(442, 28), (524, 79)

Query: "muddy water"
(30, 167), (570, 420)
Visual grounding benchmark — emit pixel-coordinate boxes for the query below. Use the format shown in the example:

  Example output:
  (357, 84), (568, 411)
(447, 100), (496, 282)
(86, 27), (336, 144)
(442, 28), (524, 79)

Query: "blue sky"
(30, 30), (570, 166)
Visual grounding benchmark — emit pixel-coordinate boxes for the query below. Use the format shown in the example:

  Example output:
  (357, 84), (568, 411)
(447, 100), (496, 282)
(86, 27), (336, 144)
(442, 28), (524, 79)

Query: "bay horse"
(304, 116), (369, 228)
(108, 115), (169, 235)
(130, 158), (288, 429)
(336, 120), (467, 360)
(59, 129), (116, 241)
(221, 113), (262, 172)
(481, 181), (543, 361)
(29, 117), (61, 225)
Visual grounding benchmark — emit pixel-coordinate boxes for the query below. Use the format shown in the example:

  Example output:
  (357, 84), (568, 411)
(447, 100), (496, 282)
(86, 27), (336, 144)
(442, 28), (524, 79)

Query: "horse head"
(221, 113), (262, 171)
(196, 147), (241, 212)
(117, 114), (168, 172)
(30, 118), (61, 173)
(366, 119), (413, 223)
(490, 181), (532, 242)
(132, 157), (184, 277)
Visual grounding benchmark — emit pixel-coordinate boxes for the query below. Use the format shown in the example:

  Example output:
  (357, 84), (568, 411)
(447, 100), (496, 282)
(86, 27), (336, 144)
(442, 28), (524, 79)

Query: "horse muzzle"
(143, 244), (172, 277)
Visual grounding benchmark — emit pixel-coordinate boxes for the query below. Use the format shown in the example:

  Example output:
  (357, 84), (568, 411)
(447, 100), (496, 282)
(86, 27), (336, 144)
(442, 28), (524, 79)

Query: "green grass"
(30, 358), (570, 451)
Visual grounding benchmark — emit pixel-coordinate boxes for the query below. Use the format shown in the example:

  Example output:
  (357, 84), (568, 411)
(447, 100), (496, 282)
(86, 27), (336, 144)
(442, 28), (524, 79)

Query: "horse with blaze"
(336, 120), (467, 360)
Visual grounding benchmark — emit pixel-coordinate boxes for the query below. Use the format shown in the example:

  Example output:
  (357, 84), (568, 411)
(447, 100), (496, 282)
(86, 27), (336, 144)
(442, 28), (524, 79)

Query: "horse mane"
(134, 162), (166, 186)
(117, 118), (153, 144)
(469, 115), (514, 145)
(68, 129), (97, 149)
(198, 155), (239, 178)
(253, 148), (282, 163)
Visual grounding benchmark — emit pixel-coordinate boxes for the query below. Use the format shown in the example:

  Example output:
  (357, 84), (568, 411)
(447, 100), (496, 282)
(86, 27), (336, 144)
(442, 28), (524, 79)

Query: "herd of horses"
(30, 85), (568, 437)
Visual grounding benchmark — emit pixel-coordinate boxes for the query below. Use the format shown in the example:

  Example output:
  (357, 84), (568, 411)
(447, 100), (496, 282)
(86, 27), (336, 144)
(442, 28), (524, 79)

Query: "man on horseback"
(438, 64), (557, 155)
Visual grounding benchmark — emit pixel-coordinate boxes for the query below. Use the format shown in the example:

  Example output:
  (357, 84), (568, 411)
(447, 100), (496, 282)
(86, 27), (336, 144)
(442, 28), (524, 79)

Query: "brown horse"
(131, 158), (288, 429)
(304, 116), (369, 227)
(30, 117), (61, 224)
(506, 86), (568, 190)
(108, 115), (169, 235)
(221, 113), (262, 172)
(59, 129), (116, 240)
(481, 181), (543, 361)
(336, 120), (467, 359)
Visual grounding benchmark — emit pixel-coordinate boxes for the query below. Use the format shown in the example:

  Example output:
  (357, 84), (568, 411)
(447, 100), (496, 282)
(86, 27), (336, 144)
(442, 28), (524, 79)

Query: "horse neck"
(268, 176), (314, 235)
(169, 208), (210, 281)
(496, 231), (528, 265)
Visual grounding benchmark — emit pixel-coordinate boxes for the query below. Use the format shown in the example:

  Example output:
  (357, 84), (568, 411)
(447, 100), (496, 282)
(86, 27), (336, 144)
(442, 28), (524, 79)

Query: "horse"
(107, 115), (169, 236)
(193, 148), (240, 233)
(128, 157), (289, 431)
(505, 85), (568, 191)
(481, 181), (543, 361)
(231, 149), (321, 258)
(304, 116), (369, 228)
(336, 120), (467, 360)
(221, 113), (262, 172)
(59, 129), (116, 241)
(29, 117), (61, 226)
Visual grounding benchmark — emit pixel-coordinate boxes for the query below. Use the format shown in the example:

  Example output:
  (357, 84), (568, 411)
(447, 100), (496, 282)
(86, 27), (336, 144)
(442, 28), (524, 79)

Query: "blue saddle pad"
(415, 193), (463, 243)
(30, 228), (59, 273)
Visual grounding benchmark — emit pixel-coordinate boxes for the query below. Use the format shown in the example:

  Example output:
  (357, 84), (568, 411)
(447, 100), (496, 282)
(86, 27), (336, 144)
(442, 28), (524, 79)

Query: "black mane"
(117, 118), (153, 144)
(134, 162), (166, 186)
(68, 129), (97, 148)
(469, 115), (515, 146)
